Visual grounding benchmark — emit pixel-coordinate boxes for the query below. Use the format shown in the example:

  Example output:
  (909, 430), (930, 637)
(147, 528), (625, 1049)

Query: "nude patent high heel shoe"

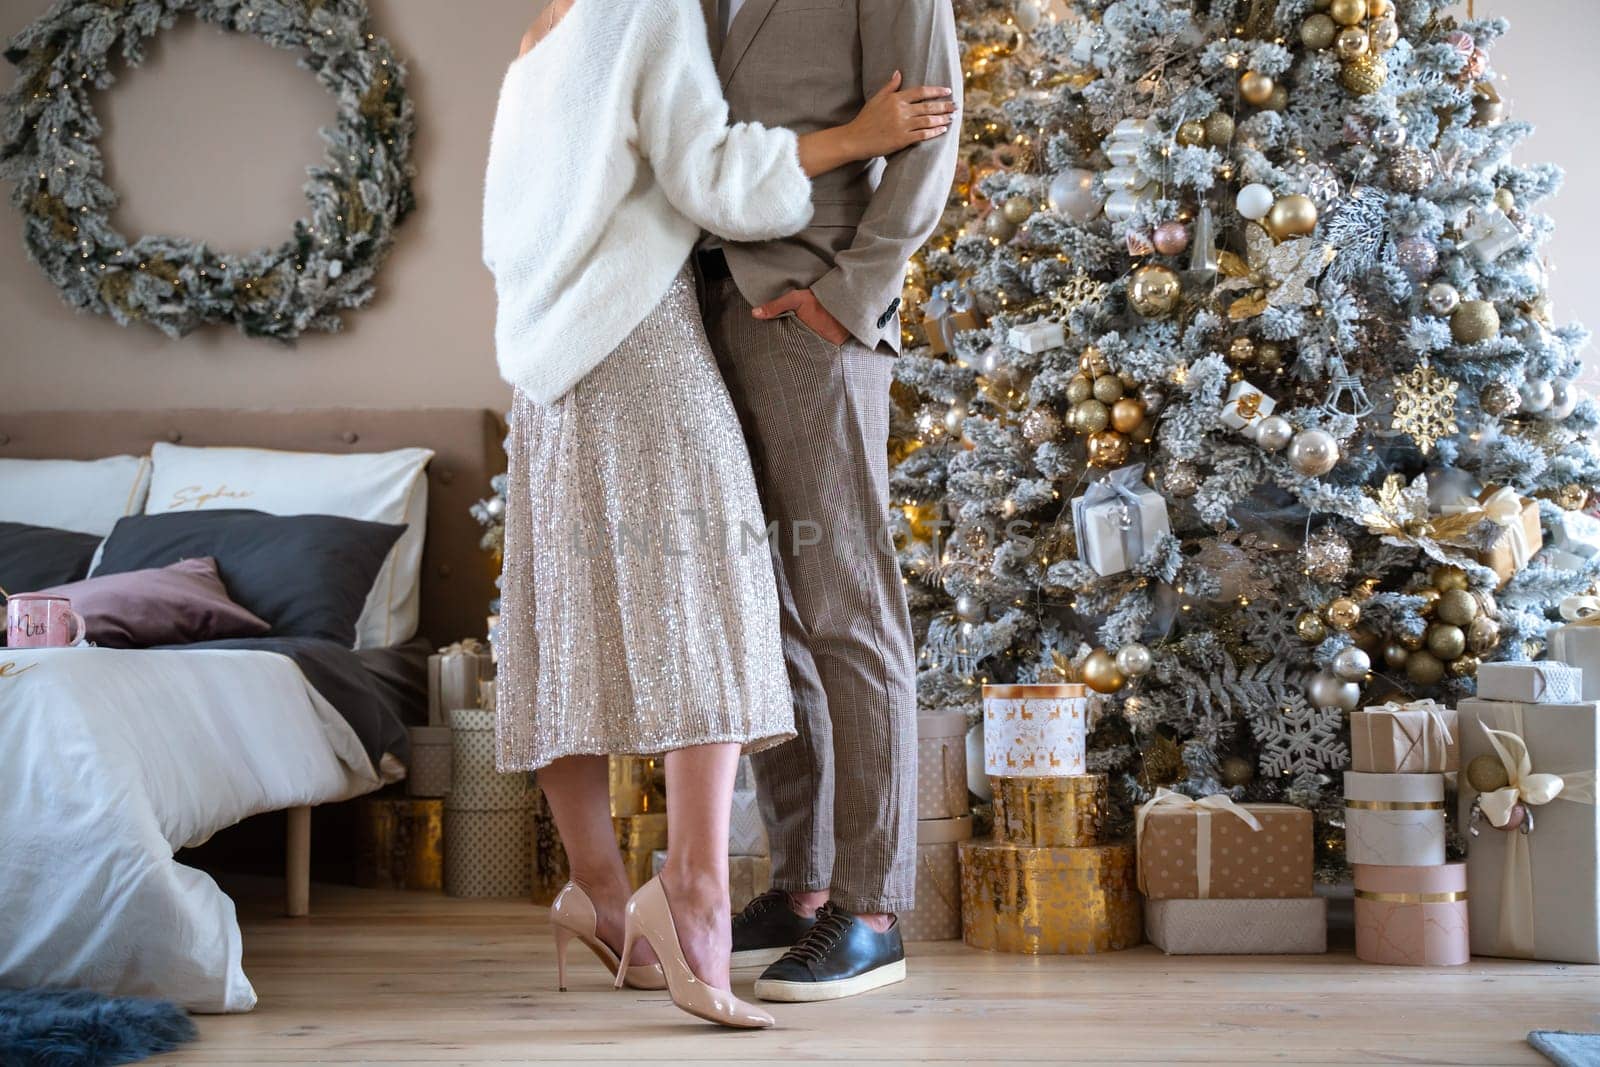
(551, 882), (667, 991)
(615, 876), (775, 1029)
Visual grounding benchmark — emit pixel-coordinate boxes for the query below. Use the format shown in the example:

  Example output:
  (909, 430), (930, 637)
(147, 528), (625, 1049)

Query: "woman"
(483, 0), (954, 1031)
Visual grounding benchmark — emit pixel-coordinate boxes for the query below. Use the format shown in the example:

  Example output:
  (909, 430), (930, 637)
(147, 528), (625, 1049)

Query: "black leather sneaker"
(752, 902), (907, 1002)
(731, 890), (816, 969)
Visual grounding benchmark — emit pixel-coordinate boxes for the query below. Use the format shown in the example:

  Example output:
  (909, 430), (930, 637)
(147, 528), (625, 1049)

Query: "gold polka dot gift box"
(1134, 790), (1314, 900)
(900, 815), (973, 942)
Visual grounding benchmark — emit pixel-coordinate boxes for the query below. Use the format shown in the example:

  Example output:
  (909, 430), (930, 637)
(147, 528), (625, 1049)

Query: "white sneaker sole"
(730, 946), (789, 969)
(752, 959), (907, 1003)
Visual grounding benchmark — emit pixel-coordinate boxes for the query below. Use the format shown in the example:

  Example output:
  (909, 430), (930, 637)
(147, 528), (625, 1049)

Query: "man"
(695, 0), (961, 1003)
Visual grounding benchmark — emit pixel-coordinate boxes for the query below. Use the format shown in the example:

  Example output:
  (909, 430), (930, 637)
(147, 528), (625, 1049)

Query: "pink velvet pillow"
(35, 556), (270, 648)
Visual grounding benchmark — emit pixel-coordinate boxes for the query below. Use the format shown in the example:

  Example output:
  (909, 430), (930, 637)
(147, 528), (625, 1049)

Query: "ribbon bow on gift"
(1442, 487), (1534, 571)
(924, 281), (978, 353)
(438, 638), (487, 657)
(1364, 698), (1453, 769)
(1134, 787), (1262, 898)
(1475, 723), (1566, 832)
(1559, 595), (1600, 626)
(1075, 464), (1150, 571)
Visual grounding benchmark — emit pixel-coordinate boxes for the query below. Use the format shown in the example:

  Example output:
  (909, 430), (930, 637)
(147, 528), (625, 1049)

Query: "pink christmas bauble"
(1498, 802), (1528, 832)
(1153, 220), (1192, 255)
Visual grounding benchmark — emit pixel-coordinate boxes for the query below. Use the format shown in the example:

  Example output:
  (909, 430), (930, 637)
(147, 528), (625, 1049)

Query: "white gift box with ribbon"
(1344, 771), (1446, 867)
(428, 638), (494, 727)
(1006, 320), (1065, 354)
(1072, 464), (1171, 576)
(1549, 510), (1600, 572)
(1476, 662), (1584, 704)
(1220, 380), (1276, 440)
(1550, 596), (1600, 702)
(1458, 698), (1600, 963)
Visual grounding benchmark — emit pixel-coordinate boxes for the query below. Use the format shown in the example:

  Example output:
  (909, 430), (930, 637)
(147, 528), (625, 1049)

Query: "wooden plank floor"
(156, 878), (1600, 1065)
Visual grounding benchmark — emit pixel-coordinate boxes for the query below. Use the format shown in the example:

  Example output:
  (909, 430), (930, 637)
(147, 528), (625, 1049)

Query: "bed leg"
(286, 805), (311, 917)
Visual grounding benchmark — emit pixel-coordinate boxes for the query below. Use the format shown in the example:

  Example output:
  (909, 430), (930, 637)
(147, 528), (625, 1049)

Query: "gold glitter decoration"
(1217, 223), (1336, 320)
(1392, 364), (1460, 453)
(959, 841), (1143, 955)
(990, 774), (1106, 848)
(1138, 734), (1189, 790)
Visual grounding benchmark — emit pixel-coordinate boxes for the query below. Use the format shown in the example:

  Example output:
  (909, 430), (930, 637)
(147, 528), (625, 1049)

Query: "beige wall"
(0, 1), (1596, 413)
(0, 0), (531, 412)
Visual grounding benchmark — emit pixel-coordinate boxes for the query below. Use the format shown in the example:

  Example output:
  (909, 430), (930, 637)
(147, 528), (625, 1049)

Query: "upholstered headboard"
(0, 408), (507, 645)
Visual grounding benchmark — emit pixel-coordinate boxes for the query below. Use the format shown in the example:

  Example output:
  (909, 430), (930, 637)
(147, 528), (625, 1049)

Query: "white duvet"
(0, 647), (384, 1012)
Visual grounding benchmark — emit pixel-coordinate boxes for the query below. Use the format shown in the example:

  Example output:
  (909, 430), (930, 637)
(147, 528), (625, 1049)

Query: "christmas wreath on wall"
(0, 0), (415, 341)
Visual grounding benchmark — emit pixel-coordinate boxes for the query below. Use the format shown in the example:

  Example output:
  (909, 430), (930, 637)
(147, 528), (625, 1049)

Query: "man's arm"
(809, 0), (962, 350)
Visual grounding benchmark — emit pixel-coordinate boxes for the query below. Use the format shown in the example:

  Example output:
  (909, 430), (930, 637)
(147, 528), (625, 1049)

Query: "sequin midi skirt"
(495, 266), (796, 771)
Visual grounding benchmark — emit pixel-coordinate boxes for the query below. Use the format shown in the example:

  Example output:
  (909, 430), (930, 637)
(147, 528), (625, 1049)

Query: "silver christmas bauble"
(1015, 0), (1043, 32)
(1115, 642), (1154, 677)
(976, 346), (1002, 375)
(1309, 669), (1362, 711)
(1373, 122), (1407, 149)
(1049, 167), (1104, 222)
(1139, 383), (1168, 416)
(1332, 645), (1372, 681)
(1547, 378), (1580, 420)
(944, 399), (969, 437)
(1387, 146), (1434, 194)
(1395, 236), (1438, 282)
(485, 495), (506, 519)
(1164, 461), (1201, 498)
(1302, 528), (1353, 582)
(1425, 282), (1461, 316)
(1288, 429), (1340, 477)
(1521, 378), (1554, 414)
(955, 594), (986, 623)
(1255, 415), (1295, 452)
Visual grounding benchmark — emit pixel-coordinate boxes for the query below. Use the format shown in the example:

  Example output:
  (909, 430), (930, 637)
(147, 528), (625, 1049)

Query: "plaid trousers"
(700, 276), (918, 914)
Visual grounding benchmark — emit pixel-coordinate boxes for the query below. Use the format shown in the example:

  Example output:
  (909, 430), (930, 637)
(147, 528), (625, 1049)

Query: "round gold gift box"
(959, 840), (1142, 955)
(355, 797), (444, 891)
(990, 773), (1105, 848)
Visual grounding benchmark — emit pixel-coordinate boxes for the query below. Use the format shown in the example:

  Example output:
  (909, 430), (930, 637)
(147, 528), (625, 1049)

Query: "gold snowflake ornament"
(1392, 364), (1460, 453)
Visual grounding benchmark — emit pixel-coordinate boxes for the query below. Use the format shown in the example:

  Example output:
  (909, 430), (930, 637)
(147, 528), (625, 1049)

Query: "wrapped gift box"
(1344, 772), (1446, 867)
(1136, 797), (1314, 900)
(1480, 491), (1542, 587)
(1072, 464), (1172, 576)
(1350, 702), (1458, 774)
(1145, 897), (1327, 955)
(1007, 320), (1065, 354)
(1475, 662), (1582, 704)
(900, 816), (972, 942)
(445, 798), (533, 898)
(355, 797), (443, 892)
(959, 840), (1141, 955)
(918, 711), (971, 820)
(1549, 615), (1600, 702)
(1548, 510), (1600, 571)
(1220, 380), (1276, 440)
(406, 726), (453, 797)
(450, 708), (530, 809)
(428, 639), (495, 726)
(1353, 862), (1470, 966)
(609, 754), (666, 817)
(1458, 698), (1600, 963)
(730, 789), (769, 857)
(982, 683), (1087, 777)
(991, 773), (1104, 848)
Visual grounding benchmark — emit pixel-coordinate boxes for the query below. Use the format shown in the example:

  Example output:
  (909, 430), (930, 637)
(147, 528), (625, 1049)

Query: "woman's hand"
(844, 71), (956, 159)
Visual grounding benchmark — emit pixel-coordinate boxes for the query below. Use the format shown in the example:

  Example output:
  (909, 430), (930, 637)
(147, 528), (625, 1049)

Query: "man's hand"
(752, 288), (851, 346)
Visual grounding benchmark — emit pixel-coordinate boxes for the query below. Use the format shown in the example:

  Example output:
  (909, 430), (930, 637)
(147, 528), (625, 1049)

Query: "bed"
(0, 408), (504, 1012)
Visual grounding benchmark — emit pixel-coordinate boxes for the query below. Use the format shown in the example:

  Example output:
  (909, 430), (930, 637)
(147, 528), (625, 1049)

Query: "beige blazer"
(698, 0), (961, 352)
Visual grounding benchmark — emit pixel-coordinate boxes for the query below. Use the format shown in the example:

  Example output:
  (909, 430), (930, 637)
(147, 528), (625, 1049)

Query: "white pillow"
(142, 443), (434, 648)
(0, 455), (152, 535)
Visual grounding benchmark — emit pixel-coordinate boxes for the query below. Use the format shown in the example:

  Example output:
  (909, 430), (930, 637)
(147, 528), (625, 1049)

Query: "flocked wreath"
(0, 0), (415, 341)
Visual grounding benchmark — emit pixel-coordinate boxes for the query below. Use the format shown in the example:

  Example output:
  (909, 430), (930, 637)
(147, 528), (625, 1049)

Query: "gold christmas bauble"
(1088, 429), (1131, 468)
(1092, 374), (1125, 404)
(1128, 264), (1182, 317)
(1080, 344), (1111, 377)
(1072, 399), (1111, 434)
(1431, 565), (1470, 592)
(1111, 397), (1147, 434)
(1266, 85), (1290, 112)
(1240, 70), (1275, 106)
(1227, 337), (1257, 365)
(1021, 408), (1063, 445)
(1255, 342), (1284, 372)
(1204, 112), (1236, 146)
(1325, 597), (1361, 631)
(1467, 615), (1502, 654)
(1266, 194), (1319, 240)
(1176, 120), (1207, 147)
(1340, 54), (1388, 95)
(1329, 0), (1366, 25)
(1451, 300), (1501, 344)
(1300, 13), (1337, 49)
(1082, 648), (1127, 693)
(1493, 188), (1516, 215)
(1382, 641), (1410, 670)
(1369, 17), (1399, 51)
(1367, 0), (1392, 16)
(1002, 195), (1036, 225)
(985, 212), (1018, 242)
(1296, 612), (1328, 643)
(1556, 484), (1591, 511)
(1335, 25), (1370, 58)
(1220, 754), (1256, 787)
(1405, 649), (1446, 685)
(1399, 629), (1425, 651)
(1481, 381), (1520, 416)
(1425, 623), (1467, 661)
(1467, 753), (1511, 793)
(1066, 375), (1094, 404)
(1435, 588), (1480, 627)
(1449, 654), (1481, 678)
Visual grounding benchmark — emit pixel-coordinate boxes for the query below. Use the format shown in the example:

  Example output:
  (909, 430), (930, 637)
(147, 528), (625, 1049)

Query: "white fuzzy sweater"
(482, 0), (815, 405)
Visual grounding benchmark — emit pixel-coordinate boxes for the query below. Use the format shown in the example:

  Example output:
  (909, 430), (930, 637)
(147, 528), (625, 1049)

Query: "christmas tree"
(893, 0), (1600, 875)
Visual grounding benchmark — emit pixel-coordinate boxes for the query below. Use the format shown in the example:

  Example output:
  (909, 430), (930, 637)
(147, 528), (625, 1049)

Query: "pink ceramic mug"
(6, 593), (86, 649)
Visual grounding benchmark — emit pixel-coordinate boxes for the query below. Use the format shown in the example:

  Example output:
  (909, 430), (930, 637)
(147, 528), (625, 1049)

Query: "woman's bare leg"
(657, 742), (741, 990)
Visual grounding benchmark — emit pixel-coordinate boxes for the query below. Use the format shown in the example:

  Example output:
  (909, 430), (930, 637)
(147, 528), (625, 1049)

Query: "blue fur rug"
(0, 988), (196, 1067)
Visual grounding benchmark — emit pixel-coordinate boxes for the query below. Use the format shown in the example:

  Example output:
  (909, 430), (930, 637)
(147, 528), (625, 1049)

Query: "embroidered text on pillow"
(166, 485), (256, 510)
